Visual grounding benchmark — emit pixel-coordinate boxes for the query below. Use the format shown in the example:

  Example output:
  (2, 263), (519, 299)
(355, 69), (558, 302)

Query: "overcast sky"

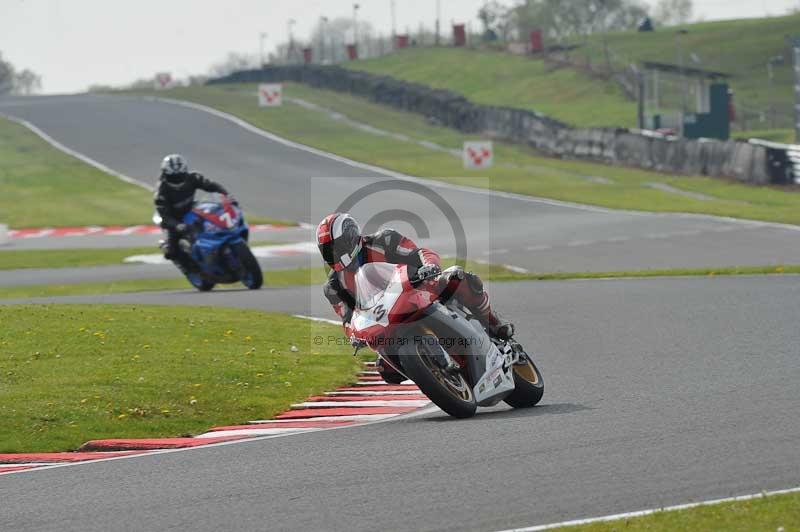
(2, 0), (798, 94)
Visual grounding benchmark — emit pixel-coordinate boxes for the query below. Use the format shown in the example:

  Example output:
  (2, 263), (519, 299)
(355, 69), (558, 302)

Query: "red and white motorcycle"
(349, 263), (544, 418)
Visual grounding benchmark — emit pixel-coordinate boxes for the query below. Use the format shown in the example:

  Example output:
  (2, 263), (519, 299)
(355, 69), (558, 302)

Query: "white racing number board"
(463, 141), (494, 169)
(258, 83), (283, 107)
(153, 72), (173, 91)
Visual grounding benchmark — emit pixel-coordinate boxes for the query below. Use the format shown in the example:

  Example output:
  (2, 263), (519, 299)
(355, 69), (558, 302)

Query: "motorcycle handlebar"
(411, 269), (440, 286)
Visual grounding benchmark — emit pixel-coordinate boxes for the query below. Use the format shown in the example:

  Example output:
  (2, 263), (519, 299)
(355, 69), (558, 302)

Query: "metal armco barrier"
(209, 66), (791, 186)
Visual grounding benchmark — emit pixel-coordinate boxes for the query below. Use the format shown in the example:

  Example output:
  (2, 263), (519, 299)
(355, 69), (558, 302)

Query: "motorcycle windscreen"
(351, 263), (404, 330)
(194, 201), (241, 230)
(354, 262), (399, 310)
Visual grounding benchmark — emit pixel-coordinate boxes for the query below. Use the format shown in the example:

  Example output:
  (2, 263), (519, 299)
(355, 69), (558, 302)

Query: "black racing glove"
(175, 223), (189, 235)
(412, 264), (442, 286)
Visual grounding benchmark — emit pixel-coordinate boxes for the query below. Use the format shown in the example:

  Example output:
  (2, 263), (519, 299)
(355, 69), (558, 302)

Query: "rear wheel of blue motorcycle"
(400, 332), (477, 419)
(232, 242), (263, 290)
(503, 355), (544, 408)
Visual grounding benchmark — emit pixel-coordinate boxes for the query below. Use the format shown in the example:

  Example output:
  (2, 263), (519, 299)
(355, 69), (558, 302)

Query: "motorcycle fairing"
(350, 263), (517, 407)
(418, 303), (515, 406)
(473, 340), (515, 405)
(182, 200), (250, 283)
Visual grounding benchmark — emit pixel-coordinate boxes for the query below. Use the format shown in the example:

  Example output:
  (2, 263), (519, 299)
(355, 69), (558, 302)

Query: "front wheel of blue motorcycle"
(231, 242), (263, 290)
(187, 272), (215, 292)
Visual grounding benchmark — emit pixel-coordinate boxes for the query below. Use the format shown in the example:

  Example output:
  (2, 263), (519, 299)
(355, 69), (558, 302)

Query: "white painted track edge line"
(292, 314), (341, 326)
(496, 485), (800, 532)
(0, 111), (154, 192)
(325, 390), (423, 396)
(291, 400), (430, 408)
(145, 95), (800, 233)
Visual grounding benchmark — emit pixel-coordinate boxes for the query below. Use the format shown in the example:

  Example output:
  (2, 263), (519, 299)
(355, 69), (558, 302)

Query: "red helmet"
(316, 213), (363, 272)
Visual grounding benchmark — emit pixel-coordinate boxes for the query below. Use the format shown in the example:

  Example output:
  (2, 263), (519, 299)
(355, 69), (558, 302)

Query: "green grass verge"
(246, 215), (299, 226)
(129, 83), (800, 225)
(485, 264), (800, 281)
(0, 305), (362, 453)
(0, 116), (154, 229)
(1, 264), (797, 301)
(0, 241), (280, 271)
(555, 491), (800, 531)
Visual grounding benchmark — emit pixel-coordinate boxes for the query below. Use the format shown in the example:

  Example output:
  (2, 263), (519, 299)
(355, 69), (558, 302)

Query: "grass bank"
(0, 305), (360, 453)
(350, 14), (800, 134)
(131, 83), (800, 225)
(576, 14), (800, 131)
(352, 47), (633, 128)
(0, 116), (153, 229)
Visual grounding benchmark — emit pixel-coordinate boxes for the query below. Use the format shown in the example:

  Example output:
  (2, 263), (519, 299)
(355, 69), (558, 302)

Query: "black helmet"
(316, 213), (363, 272)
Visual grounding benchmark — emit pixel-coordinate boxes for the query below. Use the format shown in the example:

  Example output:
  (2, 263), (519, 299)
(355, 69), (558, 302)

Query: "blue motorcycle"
(158, 195), (263, 292)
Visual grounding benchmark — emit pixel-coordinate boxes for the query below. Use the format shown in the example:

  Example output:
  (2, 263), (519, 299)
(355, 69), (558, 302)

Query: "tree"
(207, 52), (259, 77)
(0, 53), (16, 94)
(308, 16), (376, 62)
(654, 0), (693, 26)
(14, 69), (42, 95)
(478, 1), (513, 41)
(509, 0), (648, 42)
(0, 52), (42, 95)
(127, 77), (158, 90)
(87, 84), (115, 93)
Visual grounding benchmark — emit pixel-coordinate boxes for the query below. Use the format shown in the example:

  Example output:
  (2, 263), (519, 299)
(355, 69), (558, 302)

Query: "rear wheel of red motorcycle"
(232, 242), (263, 290)
(400, 333), (477, 419)
(503, 356), (544, 408)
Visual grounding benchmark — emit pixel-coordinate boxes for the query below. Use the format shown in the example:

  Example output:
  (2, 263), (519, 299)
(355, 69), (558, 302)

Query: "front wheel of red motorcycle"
(503, 355), (545, 409)
(400, 333), (477, 419)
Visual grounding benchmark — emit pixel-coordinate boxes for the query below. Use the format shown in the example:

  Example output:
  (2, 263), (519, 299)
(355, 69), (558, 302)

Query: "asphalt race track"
(4, 94), (800, 277)
(2, 276), (800, 531)
(1, 94), (799, 531)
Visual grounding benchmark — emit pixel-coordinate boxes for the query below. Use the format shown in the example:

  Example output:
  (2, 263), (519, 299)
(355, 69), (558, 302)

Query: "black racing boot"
(173, 250), (199, 277)
(471, 292), (514, 340)
(375, 358), (406, 385)
(483, 311), (515, 341)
